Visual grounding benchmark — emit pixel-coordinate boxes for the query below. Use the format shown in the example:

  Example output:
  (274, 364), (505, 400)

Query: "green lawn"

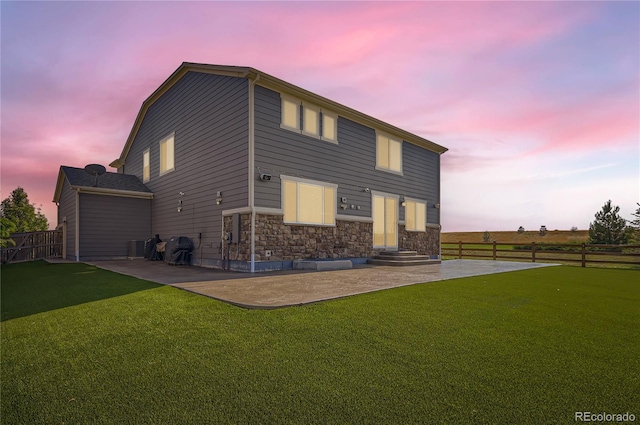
(2, 261), (638, 424)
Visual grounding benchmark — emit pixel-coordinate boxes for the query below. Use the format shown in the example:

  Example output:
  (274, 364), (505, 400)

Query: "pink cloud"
(2, 1), (637, 231)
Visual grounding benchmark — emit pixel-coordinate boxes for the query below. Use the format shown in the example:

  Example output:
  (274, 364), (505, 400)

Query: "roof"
(53, 166), (153, 203)
(110, 62), (447, 168)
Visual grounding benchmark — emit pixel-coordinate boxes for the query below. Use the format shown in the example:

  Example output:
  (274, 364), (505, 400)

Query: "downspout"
(438, 152), (443, 260)
(75, 190), (80, 261)
(248, 73), (261, 272)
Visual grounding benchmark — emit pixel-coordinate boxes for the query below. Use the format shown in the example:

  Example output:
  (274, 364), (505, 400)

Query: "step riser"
(378, 251), (418, 257)
(374, 255), (430, 261)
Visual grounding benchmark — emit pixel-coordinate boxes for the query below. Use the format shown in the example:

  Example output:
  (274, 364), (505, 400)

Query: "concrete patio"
(82, 259), (559, 309)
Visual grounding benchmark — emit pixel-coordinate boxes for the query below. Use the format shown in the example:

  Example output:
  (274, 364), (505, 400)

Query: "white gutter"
(248, 73), (260, 272)
(73, 186), (154, 199)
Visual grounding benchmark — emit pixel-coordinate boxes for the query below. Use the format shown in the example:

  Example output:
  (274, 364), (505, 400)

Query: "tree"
(1, 217), (17, 247)
(588, 200), (627, 245)
(0, 187), (49, 233)
(627, 203), (640, 244)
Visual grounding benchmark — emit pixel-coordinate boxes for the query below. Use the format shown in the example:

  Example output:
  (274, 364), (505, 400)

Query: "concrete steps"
(368, 251), (441, 266)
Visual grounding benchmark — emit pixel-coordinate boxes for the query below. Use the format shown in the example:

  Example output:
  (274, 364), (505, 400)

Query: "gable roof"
(110, 62), (447, 168)
(53, 166), (153, 203)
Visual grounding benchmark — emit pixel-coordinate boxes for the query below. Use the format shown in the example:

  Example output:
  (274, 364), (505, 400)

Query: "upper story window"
(280, 94), (338, 144)
(142, 149), (150, 182)
(376, 133), (402, 174)
(405, 199), (426, 232)
(159, 133), (175, 175)
(282, 176), (337, 226)
(303, 102), (320, 137)
(321, 112), (338, 143)
(281, 94), (300, 131)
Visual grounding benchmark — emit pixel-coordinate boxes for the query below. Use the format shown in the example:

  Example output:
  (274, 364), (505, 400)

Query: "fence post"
(581, 243), (586, 267)
(493, 241), (496, 260)
(458, 241), (462, 259)
(532, 242), (536, 263)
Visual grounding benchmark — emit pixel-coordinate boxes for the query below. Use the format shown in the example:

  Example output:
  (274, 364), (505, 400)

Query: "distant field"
(442, 230), (589, 244)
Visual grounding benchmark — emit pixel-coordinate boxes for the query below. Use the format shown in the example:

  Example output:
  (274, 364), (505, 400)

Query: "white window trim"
(142, 148), (150, 183)
(375, 131), (403, 175)
(281, 175), (338, 227)
(320, 110), (339, 144)
(371, 190), (399, 249)
(301, 101), (321, 139)
(158, 133), (175, 177)
(404, 197), (427, 232)
(280, 93), (340, 145)
(280, 93), (301, 133)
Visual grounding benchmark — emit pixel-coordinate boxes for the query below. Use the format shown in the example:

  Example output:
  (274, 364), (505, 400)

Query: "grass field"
(442, 230), (589, 244)
(2, 261), (639, 424)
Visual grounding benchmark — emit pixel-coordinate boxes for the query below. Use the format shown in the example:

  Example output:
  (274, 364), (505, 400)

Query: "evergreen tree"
(588, 200), (627, 245)
(0, 187), (49, 233)
(628, 203), (640, 244)
(1, 217), (17, 247)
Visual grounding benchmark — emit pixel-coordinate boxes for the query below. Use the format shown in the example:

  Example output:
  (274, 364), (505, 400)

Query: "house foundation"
(222, 213), (440, 271)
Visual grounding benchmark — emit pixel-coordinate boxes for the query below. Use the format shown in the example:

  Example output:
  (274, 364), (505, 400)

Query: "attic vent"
(84, 164), (106, 187)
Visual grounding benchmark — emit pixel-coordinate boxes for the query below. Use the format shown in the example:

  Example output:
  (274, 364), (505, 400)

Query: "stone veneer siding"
(224, 214), (440, 261)
(398, 225), (441, 257)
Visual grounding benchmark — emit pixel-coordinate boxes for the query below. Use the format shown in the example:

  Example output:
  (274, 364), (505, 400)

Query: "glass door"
(373, 194), (398, 249)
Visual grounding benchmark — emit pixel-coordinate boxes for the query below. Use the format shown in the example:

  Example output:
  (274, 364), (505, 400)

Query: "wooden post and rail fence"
(1, 231), (63, 264)
(442, 241), (640, 268)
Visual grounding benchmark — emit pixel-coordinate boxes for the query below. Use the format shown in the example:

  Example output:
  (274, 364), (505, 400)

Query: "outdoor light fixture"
(364, 187), (370, 192)
(216, 191), (223, 205)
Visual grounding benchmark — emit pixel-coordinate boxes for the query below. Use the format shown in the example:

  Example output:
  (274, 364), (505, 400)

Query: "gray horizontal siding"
(123, 72), (249, 261)
(57, 180), (76, 260)
(79, 193), (151, 258)
(254, 85), (441, 224)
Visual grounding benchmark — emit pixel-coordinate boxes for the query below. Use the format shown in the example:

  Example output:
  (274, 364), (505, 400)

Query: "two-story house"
(54, 62), (447, 271)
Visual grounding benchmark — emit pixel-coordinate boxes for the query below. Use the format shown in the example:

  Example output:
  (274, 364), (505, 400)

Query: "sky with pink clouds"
(1, 1), (638, 232)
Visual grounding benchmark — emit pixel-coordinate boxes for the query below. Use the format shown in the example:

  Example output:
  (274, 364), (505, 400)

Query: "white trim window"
(405, 199), (427, 232)
(302, 102), (320, 137)
(280, 94), (339, 144)
(159, 133), (175, 175)
(281, 94), (301, 131)
(321, 111), (338, 143)
(142, 149), (150, 182)
(282, 176), (337, 226)
(376, 133), (402, 174)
